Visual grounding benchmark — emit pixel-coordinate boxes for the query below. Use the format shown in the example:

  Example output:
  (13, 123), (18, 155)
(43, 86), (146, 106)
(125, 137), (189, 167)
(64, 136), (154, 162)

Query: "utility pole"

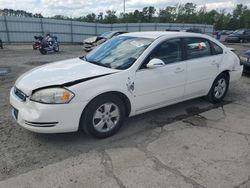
(123, 0), (125, 14)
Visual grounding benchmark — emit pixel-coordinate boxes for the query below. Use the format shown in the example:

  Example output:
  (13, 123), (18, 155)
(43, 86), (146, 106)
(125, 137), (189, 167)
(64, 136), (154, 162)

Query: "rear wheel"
(39, 48), (47, 55)
(206, 73), (229, 103)
(80, 94), (125, 138)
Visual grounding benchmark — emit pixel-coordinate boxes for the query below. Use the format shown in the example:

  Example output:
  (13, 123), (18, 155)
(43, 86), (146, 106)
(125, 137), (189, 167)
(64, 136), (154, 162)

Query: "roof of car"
(121, 31), (207, 39)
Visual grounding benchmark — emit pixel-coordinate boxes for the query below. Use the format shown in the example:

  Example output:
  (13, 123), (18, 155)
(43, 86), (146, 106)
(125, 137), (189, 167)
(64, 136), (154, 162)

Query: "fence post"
(70, 20), (73, 44)
(155, 22), (157, 31)
(139, 23), (141, 31)
(95, 23), (98, 35)
(40, 17), (44, 35)
(3, 15), (10, 43)
(126, 23), (128, 32)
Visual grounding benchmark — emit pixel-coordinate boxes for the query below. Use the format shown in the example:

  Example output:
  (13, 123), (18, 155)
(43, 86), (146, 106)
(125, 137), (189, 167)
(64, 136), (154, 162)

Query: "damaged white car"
(10, 32), (242, 138)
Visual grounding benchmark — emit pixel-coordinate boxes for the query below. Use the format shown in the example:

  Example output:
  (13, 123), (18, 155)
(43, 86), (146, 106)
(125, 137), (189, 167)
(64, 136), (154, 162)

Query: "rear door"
(183, 37), (222, 99)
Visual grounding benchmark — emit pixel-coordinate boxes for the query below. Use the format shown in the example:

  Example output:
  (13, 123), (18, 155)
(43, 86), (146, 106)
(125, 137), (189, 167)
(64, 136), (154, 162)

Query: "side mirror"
(146, 58), (165, 69)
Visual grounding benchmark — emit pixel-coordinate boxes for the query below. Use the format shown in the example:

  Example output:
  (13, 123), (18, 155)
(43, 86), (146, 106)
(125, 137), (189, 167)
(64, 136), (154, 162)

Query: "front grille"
(14, 87), (27, 102)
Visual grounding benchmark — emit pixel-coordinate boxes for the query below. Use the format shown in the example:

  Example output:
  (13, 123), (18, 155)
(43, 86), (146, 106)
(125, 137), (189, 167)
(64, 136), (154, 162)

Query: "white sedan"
(10, 32), (243, 138)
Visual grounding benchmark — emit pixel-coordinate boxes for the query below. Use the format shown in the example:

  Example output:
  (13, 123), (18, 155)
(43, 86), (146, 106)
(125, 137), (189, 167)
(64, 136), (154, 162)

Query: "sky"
(0, 0), (249, 17)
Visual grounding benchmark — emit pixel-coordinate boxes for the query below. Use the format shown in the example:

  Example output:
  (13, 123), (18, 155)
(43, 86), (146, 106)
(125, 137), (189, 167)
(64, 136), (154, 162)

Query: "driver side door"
(134, 38), (187, 113)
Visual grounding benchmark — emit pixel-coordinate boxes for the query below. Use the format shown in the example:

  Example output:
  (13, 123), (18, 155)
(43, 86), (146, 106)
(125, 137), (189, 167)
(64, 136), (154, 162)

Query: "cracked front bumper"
(9, 87), (87, 133)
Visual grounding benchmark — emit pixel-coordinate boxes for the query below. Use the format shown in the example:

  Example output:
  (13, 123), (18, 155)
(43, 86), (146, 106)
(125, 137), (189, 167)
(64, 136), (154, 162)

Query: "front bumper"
(9, 87), (87, 133)
(241, 60), (250, 68)
(83, 43), (95, 52)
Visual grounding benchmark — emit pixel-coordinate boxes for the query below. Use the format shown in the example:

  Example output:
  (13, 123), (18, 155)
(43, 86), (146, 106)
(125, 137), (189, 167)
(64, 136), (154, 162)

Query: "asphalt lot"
(0, 43), (250, 188)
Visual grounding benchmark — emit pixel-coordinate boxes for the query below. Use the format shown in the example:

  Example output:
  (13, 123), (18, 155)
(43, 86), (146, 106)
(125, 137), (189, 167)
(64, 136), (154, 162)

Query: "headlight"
(30, 88), (75, 104)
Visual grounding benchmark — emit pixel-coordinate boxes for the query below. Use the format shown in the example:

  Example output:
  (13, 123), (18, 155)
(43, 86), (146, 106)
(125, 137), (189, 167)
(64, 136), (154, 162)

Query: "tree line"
(0, 8), (43, 18)
(1, 3), (250, 30)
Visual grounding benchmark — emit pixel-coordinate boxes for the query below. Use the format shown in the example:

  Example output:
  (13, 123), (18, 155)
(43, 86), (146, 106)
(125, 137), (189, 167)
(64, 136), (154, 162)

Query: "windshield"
(233, 30), (244, 35)
(83, 36), (153, 70)
(99, 31), (113, 38)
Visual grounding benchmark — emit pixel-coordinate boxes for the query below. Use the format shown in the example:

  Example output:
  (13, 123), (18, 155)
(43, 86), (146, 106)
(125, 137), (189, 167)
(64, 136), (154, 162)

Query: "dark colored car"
(83, 31), (128, 52)
(186, 28), (203, 33)
(240, 50), (250, 72)
(165, 29), (180, 32)
(225, 29), (250, 43)
(0, 39), (3, 49)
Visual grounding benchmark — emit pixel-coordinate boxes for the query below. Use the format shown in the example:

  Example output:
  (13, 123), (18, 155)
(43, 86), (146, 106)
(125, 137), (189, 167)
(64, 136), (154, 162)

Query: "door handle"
(175, 67), (184, 73)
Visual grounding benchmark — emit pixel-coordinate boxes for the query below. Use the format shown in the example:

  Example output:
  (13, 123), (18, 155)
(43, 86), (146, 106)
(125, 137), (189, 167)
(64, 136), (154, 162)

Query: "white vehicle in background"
(10, 32), (242, 138)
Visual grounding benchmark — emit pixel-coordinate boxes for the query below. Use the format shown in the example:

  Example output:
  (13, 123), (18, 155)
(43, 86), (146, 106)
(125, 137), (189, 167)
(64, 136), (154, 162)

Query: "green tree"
(104, 10), (118, 23)
(158, 6), (177, 23)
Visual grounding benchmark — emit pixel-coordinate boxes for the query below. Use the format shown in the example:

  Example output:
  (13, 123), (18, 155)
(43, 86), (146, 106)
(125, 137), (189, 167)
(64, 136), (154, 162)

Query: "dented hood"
(15, 58), (118, 95)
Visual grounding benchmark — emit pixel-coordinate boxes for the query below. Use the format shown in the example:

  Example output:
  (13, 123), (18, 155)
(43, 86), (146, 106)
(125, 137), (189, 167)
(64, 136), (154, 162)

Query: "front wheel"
(80, 94), (126, 138)
(54, 44), (59, 52)
(206, 73), (229, 104)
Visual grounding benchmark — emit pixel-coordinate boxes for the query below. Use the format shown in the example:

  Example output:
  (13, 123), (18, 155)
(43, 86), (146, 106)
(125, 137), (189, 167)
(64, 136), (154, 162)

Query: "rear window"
(211, 42), (223, 55)
(184, 37), (212, 60)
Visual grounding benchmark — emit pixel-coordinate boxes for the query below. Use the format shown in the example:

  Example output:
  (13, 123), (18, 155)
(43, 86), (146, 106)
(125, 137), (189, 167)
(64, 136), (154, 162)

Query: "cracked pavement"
(0, 44), (250, 188)
(0, 104), (249, 188)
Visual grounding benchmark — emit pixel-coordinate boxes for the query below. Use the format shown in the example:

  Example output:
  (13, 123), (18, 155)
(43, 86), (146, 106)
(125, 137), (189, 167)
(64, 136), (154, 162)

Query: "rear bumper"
(229, 66), (243, 82)
(9, 87), (87, 133)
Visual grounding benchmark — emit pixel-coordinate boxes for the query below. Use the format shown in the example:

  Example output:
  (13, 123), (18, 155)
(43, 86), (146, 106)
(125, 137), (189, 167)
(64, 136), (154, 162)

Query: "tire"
(206, 73), (229, 104)
(54, 45), (59, 52)
(240, 39), (245, 43)
(39, 48), (47, 55)
(80, 94), (126, 138)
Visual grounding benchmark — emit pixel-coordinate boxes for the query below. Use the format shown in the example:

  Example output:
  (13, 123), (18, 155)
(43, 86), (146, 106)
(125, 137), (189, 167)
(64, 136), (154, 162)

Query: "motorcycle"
(39, 35), (59, 55)
(32, 36), (43, 50)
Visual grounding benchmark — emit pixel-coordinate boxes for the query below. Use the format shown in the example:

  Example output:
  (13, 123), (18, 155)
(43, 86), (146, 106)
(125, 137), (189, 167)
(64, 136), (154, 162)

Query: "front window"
(148, 38), (182, 64)
(83, 36), (153, 70)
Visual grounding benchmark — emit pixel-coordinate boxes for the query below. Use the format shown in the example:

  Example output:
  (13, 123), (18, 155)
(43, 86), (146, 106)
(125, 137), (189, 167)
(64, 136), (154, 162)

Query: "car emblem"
(126, 77), (134, 93)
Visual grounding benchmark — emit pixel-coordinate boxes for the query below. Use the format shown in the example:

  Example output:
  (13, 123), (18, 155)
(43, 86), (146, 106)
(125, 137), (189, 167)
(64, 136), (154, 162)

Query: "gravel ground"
(0, 43), (250, 183)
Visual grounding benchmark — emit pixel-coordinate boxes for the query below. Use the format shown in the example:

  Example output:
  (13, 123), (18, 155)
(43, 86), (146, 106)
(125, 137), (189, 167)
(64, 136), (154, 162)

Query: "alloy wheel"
(214, 78), (227, 99)
(92, 103), (120, 133)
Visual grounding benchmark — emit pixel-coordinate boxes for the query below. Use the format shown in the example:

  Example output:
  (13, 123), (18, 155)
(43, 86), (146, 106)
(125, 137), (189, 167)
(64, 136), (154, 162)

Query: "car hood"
(83, 36), (97, 44)
(15, 58), (118, 95)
